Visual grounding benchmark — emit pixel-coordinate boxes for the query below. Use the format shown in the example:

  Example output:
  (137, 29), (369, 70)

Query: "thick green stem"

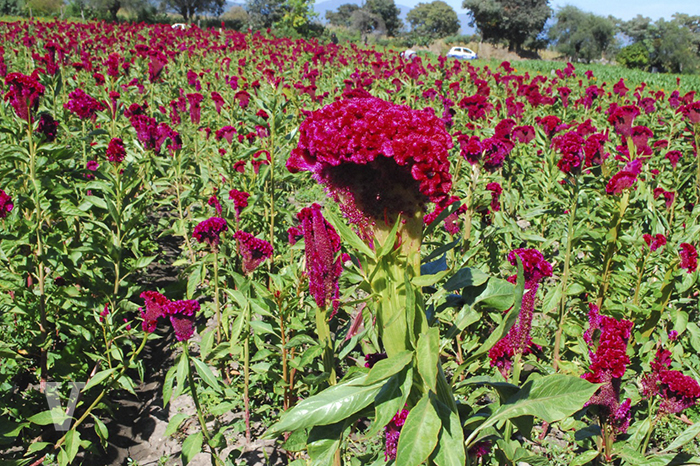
(596, 191), (630, 311)
(641, 401), (658, 455)
(553, 182), (579, 371)
(243, 293), (251, 443)
(213, 250), (221, 344)
(632, 253), (649, 306)
(315, 306), (337, 385)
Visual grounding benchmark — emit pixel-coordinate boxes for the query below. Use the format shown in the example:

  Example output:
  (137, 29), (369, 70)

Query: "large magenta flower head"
(287, 97), (452, 238)
(641, 347), (700, 416)
(106, 137), (126, 165)
(643, 233), (666, 252)
(679, 243), (698, 273)
(0, 189), (13, 218)
(605, 159), (642, 195)
(679, 101), (700, 126)
(192, 217), (228, 250)
(187, 93), (204, 125)
(233, 231), (273, 275)
(139, 291), (169, 332)
(296, 204), (343, 315)
(384, 408), (409, 461)
(608, 105), (640, 138)
(552, 131), (584, 175)
(64, 88), (104, 122)
(37, 113), (58, 141)
(165, 299), (199, 342)
(228, 188), (250, 221)
(4, 72), (45, 121)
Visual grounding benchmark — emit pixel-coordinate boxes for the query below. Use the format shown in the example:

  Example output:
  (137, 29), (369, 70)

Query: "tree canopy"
(548, 5), (615, 63)
(162, 0), (223, 21)
(462, 0), (551, 52)
(326, 3), (360, 27)
(365, 0), (402, 36)
(406, 1), (459, 39)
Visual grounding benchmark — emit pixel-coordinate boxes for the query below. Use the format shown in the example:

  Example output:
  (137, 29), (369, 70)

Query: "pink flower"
(486, 182), (502, 212)
(106, 138), (126, 164)
(641, 347), (700, 416)
(512, 125), (535, 144)
(385, 409), (409, 460)
(192, 217), (228, 249)
(165, 299), (199, 342)
(228, 189), (250, 220)
(4, 72), (45, 121)
(643, 234), (666, 252)
(211, 92), (224, 113)
(64, 89), (104, 122)
(0, 189), (13, 218)
(552, 132), (584, 175)
(187, 93), (204, 124)
(679, 243), (698, 273)
(458, 94), (493, 120)
(234, 231), (273, 275)
(139, 291), (169, 332)
(37, 113), (58, 141)
(207, 195), (222, 215)
(537, 115), (562, 138)
(605, 159), (642, 195)
(608, 105), (640, 138)
(665, 150), (682, 169)
(457, 134), (482, 165)
(613, 78), (628, 97)
(481, 137), (509, 172)
(287, 97), (452, 237)
(296, 204), (343, 315)
(215, 126), (237, 144)
(679, 101), (700, 125)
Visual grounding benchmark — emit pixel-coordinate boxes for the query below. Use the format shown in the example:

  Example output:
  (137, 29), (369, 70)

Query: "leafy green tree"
(246, 0), (286, 28)
(275, 0), (320, 36)
(0, 0), (24, 15)
(406, 1), (459, 39)
(221, 5), (249, 30)
(350, 7), (385, 36)
(365, 0), (402, 36)
(548, 5), (616, 62)
(651, 18), (700, 73)
(325, 3), (360, 27)
(162, 0), (224, 20)
(617, 42), (649, 69)
(462, 0), (551, 52)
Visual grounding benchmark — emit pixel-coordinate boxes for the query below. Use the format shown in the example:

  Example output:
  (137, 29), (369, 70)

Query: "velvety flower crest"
(192, 217), (228, 249)
(643, 234), (666, 252)
(4, 72), (45, 121)
(0, 189), (13, 218)
(106, 138), (126, 164)
(139, 291), (169, 332)
(64, 88), (104, 121)
(385, 408), (409, 461)
(234, 231), (273, 275)
(679, 243), (698, 273)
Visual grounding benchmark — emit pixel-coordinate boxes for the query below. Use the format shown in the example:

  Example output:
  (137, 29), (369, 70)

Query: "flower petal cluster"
(106, 137), (126, 164)
(37, 113), (58, 141)
(608, 105), (639, 138)
(0, 189), (13, 218)
(139, 290), (170, 333)
(234, 231), (273, 275)
(228, 189), (250, 221)
(385, 408), (409, 461)
(552, 131), (584, 175)
(139, 291), (199, 341)
(287, 97), (452, 234)
(679, 243), (698, 273)
(192, 217), (228, 249)
(605, 159), (642, 195)
(643, 233), (666, 252)
(4, 72), (45, 121)
(296, 204), (343, 315)
(641, 347), (700, 416)
(64, 88), (104, 121)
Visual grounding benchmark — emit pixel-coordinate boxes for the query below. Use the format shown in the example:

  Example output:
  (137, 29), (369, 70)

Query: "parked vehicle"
(446, 46), (478, 60)
(400, 49), (417, 60)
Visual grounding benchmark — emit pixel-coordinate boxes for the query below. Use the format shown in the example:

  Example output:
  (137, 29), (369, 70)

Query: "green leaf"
(181, 431), (203, 465)
(569, 450), (600, 466)
(396, 394), (441, 466)
(469, 374), (600, 445)
(416, 328), (439, 392)
(132, 256), (156, 269)
(163, 365), (176, 407)
(165, 413), (189, 437)
(307, 419), (350, 465)
(368, 367), (411, 438)
(376, 216), (402, 259)
(84, 368), (118, 391)
(192, 358), (221, 393)
(365, 351), (413, 386)
(90, 414), (108, 447)
(324, 209), (374, 258)
(64, 430), (81, 464)
(29, 409), (68, 426)
(432, 398), (466, 466)
(266, 376), (383, 437)
(661, 421), (700, 453)
(444, 267), (489, 291)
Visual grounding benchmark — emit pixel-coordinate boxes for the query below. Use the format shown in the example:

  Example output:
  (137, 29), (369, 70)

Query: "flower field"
(1, 19), (700, 466)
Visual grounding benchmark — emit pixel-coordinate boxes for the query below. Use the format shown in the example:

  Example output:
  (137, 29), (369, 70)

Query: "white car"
(446, 46), (478, 60)
(400, 49), (417, 60)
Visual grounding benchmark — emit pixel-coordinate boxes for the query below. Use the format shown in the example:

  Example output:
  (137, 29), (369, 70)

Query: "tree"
(221, 5), (249, 30)
(326, 3), (360, 27)
(162, 0), (224, 20)
(365, 0), (402, 36)
(462, 0), (551, 52)
(275, 0), (320, 36)
(651, 19), (700, 73)
(406, 1), (459, 39)
(350, 8), (385, 36)
(246, 0), (286, 28)
(548, 6), (615, 63)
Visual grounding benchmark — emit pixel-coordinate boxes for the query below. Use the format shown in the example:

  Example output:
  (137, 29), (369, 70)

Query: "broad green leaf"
(661, 421), (700, 453)
(266, 376), (382, 436)
(324, 209), (374, 258)
(163, 365), (176, 407)
(29, 409), (68, 426)
(444, 267), (489, 291)
(132, 256), (156, 269)
(27, 441), (51, 454)
(470, 374), (600, 444)
(570, 450), (600, 466)
(364, 351), (413, 386)
(192, 358), (221, 392)
(432, 398), (466, 466)
(84, 368), (118, 391)
(165, 413), (189, 437)
(181, 431), (203, 465)
(64, 430), (81, 463)
(416, 328), (439, 392)
(90, 414), (108, 447)
(368, 367), (411, 438)
(396, 394), (441, 466)
(307, 420), (350, 466)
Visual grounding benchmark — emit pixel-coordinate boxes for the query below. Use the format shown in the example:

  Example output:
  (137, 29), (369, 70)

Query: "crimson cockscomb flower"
(512, 125), (535, 144)
(552, 131), (584, 175)
(4, 72), (45, 121)
(192, 217), (228, 250)
(489, 249), (552, 375)
(106, 138), (126, 164)
(608, 105), (640, 138)
(630, 125), (653, 156)
(207, 195), (222, 215)
(582, 304), (634, 435)
(613, 78), (628, 97)
(665, 150), (682, 169)
(64, 89), (104, 122)
(458, 94), (493, 120)
(0, 189), (13, 218)
(679, 101), (700, 126)
(385, 408), (409, 461)
(139, 290), (169, 332)
(605, 159), (642, 195)
(583, 133), (608, 167)
(287, 97), (452, 238)
(643, 233), (666, 252)
(228, 189), (250, 221)
(211, 91), (224, 114)
(486, 182), (502, 212)
(536, 115), (562, 138)
(481, 137), (509, 172)
(165, 299), (199, 341)
(37, 113), (58, 141)
(215, 126), (237, 144)
(641, 347), (700, 417)
(148, 49), (167, 82)
(234, 231), (273, 275)
(679, 243), (698, 273)
(457, 134), (482, 165)
(296, 204), (343, 315)
(187, 93), (203, 124)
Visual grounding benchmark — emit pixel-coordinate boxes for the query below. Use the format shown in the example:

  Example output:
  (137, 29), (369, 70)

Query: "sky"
(386, 0), (700, 22)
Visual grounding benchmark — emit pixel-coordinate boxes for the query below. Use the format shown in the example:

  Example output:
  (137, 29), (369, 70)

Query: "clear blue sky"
(396, 0), (700, 21)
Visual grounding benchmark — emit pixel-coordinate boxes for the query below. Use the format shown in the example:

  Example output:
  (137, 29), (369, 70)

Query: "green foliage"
(245, 0), (285, 29)
(462, 0), (551, 52)
(325, 3), (358, 28)
(25, 0), (61, 16)
(161, 0), (224, 21)
(548, 5), (616, 62)
(364, 0), (402, 36)
(617, 42), (650, 70)
(0, 0), (23, 16)
(220, 5), (249, 30)
(406, 0), (459, 40)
